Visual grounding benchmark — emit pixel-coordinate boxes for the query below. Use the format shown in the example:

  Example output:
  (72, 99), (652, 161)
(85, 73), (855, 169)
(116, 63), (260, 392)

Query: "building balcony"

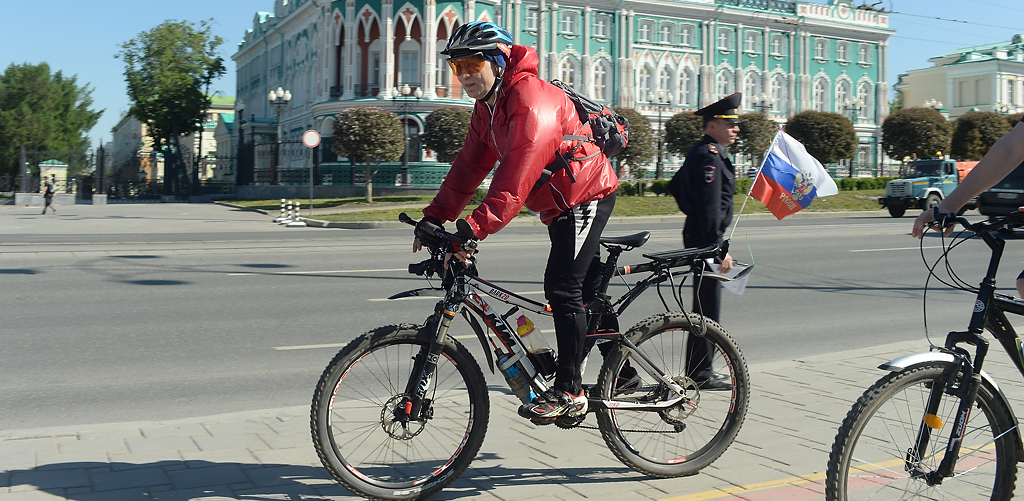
(717, 0), (796, 13)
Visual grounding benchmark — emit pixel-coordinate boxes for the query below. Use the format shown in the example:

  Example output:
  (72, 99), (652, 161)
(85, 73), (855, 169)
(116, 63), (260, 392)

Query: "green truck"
(878, 159), (979, 218)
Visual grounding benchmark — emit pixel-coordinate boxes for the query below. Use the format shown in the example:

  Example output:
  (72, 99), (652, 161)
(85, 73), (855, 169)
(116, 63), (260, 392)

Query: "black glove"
(415, 216), (444, 244)
(451, 219), (478, 253)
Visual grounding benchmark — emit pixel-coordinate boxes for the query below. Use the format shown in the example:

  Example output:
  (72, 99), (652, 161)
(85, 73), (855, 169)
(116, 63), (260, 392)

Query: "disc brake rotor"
(381, 394), (427, 440)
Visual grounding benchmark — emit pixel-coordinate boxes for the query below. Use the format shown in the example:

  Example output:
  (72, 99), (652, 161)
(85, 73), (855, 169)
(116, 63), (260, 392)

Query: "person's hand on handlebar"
(912, 206), (960, 238)
(444, 219), (478, 267)
(412, 216), (443, 253)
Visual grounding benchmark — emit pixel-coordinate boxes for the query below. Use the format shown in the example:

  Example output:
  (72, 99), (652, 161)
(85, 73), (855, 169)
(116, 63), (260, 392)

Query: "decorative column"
(513, 0), (522, 44)
(382, 0), (396, 98)
(465, 0), (475, 23)
(877, 40), (889, 121)
(700, 20), (714, 107)
(583, 6), (592, 96)
(343, 0), (356, 99)
(538, 0), (546, 79)
(548, 2), (559, 80)
(423, 0), (438, 98)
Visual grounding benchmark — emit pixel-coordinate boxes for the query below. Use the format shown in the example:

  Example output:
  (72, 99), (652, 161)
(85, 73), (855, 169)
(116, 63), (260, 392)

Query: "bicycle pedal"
(529, 418), (556, 426)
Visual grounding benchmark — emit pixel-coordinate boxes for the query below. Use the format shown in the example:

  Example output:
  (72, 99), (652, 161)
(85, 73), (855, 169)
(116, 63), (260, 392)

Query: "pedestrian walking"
(41, 175), (56, 214)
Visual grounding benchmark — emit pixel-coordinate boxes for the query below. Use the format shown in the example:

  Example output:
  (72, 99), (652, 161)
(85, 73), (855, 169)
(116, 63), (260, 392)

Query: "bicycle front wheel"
(595, 312), (749, 477)
(311, 323), (489, 501)
(826, 362), (1018, 500)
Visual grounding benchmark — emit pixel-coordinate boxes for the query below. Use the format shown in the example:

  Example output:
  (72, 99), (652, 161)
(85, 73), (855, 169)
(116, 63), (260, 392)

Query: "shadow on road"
(5, 458), (641, 500)
(0, 268), (37, 274)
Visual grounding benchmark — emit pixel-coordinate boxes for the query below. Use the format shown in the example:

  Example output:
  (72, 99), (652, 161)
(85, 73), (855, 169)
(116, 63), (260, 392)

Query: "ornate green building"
(232, 0), (893, 185)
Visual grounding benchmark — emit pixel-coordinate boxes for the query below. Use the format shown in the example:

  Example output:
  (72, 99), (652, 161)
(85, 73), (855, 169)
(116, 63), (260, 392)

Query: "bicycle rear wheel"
(595, 312), (749, 477)
(826, 362), (1018, 500)
(311, 323), (489, 501)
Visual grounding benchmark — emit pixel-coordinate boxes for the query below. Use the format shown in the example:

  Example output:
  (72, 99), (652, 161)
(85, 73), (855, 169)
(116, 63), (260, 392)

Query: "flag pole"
(730, 127), (784, 241)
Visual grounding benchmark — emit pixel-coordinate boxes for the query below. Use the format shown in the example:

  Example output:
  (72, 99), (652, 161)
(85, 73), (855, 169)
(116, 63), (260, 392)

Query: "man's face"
(707, 119), (740, 146)
(449, 55), (498, 100)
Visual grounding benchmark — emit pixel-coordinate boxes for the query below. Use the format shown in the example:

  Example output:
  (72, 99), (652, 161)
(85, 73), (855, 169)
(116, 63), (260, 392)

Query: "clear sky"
(0, 0), (1020, 150)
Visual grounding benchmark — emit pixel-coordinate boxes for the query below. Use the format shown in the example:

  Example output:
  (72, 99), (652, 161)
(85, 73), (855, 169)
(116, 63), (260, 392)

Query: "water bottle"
(517, 315), (557, 378)
(495, 350), (536, 403)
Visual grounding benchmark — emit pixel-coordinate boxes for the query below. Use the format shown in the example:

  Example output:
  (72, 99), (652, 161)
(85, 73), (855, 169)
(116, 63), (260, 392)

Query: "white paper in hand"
(705, 259), (750, 295)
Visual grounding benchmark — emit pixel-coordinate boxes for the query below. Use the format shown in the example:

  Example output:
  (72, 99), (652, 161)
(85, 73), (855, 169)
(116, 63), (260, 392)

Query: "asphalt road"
(2, 203), (1020, 431)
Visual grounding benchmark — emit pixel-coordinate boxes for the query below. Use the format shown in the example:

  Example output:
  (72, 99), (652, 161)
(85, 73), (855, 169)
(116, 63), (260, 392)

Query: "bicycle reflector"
(923, 413), (944, 429)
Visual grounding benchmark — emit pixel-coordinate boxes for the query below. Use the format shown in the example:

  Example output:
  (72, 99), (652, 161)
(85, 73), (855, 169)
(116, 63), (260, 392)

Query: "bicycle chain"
(554, 420), (685, 434)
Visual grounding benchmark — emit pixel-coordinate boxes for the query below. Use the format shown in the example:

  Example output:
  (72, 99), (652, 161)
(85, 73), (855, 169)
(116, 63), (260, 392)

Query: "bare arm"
(913, 122), (1024, 238)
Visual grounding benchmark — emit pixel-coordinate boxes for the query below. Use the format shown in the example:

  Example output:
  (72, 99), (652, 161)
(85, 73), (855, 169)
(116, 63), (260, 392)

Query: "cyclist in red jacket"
(413, 22), (622, 421)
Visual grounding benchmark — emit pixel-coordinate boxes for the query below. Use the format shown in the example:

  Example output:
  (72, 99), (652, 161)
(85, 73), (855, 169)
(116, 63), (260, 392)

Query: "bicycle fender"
(388, 287), (446, 300)
(881, 351), (1024, 459)
(461, 309), (495, 374)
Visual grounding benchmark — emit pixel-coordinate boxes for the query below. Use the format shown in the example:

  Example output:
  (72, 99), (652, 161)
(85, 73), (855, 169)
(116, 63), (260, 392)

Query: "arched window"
(560, 58), (577, 89)
(717, 70), (734, 98)
(744, 72), (761, 110)
(680, 68), (696, 106)
(659, 67), (672, 95)
(857, 82), (872, 119)
(594, 62), (609, 101)
(771, 74), (787, 115)
(639, 66), (652, 102)
(813, 78), (828, 111)
(836, 80), (851, 113)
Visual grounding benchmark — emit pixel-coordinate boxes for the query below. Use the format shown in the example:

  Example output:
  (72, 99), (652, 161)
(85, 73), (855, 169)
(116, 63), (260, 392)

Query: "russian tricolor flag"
(749, 131), (839, 220)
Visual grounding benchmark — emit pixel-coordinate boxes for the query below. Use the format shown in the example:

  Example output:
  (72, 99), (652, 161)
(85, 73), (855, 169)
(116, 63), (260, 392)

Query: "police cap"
(695, 92), (742, 123)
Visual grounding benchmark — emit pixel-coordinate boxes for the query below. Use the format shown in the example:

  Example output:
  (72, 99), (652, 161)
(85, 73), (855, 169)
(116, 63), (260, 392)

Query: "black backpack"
(533, 79), (630, 190)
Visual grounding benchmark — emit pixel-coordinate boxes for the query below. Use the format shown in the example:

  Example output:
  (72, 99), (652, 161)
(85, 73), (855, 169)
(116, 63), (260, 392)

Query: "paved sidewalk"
(4, 338), (1022, 501)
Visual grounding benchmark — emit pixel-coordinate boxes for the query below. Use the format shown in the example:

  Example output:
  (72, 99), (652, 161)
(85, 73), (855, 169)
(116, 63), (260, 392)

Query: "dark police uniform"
(668, 93), (741, 384)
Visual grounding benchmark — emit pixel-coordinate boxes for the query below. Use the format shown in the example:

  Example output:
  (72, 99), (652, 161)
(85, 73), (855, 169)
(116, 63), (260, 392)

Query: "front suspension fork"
(401, 304), (458, 421)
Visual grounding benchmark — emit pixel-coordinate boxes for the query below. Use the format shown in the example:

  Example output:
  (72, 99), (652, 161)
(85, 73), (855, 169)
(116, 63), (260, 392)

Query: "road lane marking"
(658, 472), (826, 501)
(849, 245), (941, 253)
(229, 268), (406, 276)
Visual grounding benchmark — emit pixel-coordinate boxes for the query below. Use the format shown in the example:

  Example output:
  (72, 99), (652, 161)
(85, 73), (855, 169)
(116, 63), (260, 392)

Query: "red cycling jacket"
(422, 44), (618, 240)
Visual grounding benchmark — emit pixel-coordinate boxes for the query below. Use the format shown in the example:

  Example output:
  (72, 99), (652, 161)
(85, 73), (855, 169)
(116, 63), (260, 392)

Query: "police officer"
(668, 92), (741, 390)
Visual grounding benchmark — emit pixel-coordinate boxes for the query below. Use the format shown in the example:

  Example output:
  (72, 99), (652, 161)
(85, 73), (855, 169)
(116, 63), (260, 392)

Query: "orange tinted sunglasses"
(447, 55), (488, 75)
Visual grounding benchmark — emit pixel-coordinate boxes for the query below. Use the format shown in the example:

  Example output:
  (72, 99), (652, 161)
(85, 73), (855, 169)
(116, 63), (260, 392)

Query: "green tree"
(889, 92), (904, 115)
(332, 107), (404, 203)
(737, 113), (778, 167)
(881, 107), (952, 161)
(664, 112), (703, 157)
(785, 111), (857, 167)
(0, 63), (102, 179)
(422, 107), (472, 164)
(613, 107), (654, 179)
(951, 111), (1012, 161)
(117, 19), (225, 197)
(1004, 113), (1023, 131)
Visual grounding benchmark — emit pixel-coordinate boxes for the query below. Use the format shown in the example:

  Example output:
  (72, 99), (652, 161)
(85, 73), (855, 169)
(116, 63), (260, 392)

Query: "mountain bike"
(826, 211), (1024, 500)
(311, 213), (750, 501)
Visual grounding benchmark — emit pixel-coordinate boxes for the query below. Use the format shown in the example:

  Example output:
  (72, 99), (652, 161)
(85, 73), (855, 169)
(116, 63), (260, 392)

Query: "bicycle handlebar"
(399, 212), (478, 251)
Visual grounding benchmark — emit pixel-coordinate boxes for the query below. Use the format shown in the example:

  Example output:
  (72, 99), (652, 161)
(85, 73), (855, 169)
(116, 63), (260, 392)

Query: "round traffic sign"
(302, 129), (321, 148)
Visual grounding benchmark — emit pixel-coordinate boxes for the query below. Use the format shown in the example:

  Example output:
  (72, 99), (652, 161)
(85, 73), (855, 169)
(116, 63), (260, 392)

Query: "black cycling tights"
(543, 193), (615, 394)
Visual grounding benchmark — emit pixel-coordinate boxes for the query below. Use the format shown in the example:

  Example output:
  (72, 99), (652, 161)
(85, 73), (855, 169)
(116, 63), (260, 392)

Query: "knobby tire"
(311, 324), (489, 501)
(826, 362), (1018, 501)
(594, 312), (749, 477)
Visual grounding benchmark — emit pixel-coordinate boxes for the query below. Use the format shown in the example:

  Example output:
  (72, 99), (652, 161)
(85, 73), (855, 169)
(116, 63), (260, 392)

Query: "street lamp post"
(268, 87), (292, 185)
(755, 93), (774, 115)
(843, 98), (864, 178)
(392, 84), (423, 185)
(647, 90), (673, 179)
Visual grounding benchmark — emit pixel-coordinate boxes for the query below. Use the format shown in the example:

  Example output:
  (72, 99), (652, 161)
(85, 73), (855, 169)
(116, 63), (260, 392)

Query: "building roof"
(928, 34), (1024, 66)
(39, 159), (68, 166)
(210, 95), (236, 107)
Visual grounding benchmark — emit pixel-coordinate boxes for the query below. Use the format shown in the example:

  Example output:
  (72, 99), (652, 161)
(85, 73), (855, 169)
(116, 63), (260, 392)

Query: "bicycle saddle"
(600, 231), (651, 250)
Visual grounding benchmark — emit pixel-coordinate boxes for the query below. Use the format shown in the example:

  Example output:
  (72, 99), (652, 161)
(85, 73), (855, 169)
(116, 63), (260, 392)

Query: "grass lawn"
(273, 189), (885, 222)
